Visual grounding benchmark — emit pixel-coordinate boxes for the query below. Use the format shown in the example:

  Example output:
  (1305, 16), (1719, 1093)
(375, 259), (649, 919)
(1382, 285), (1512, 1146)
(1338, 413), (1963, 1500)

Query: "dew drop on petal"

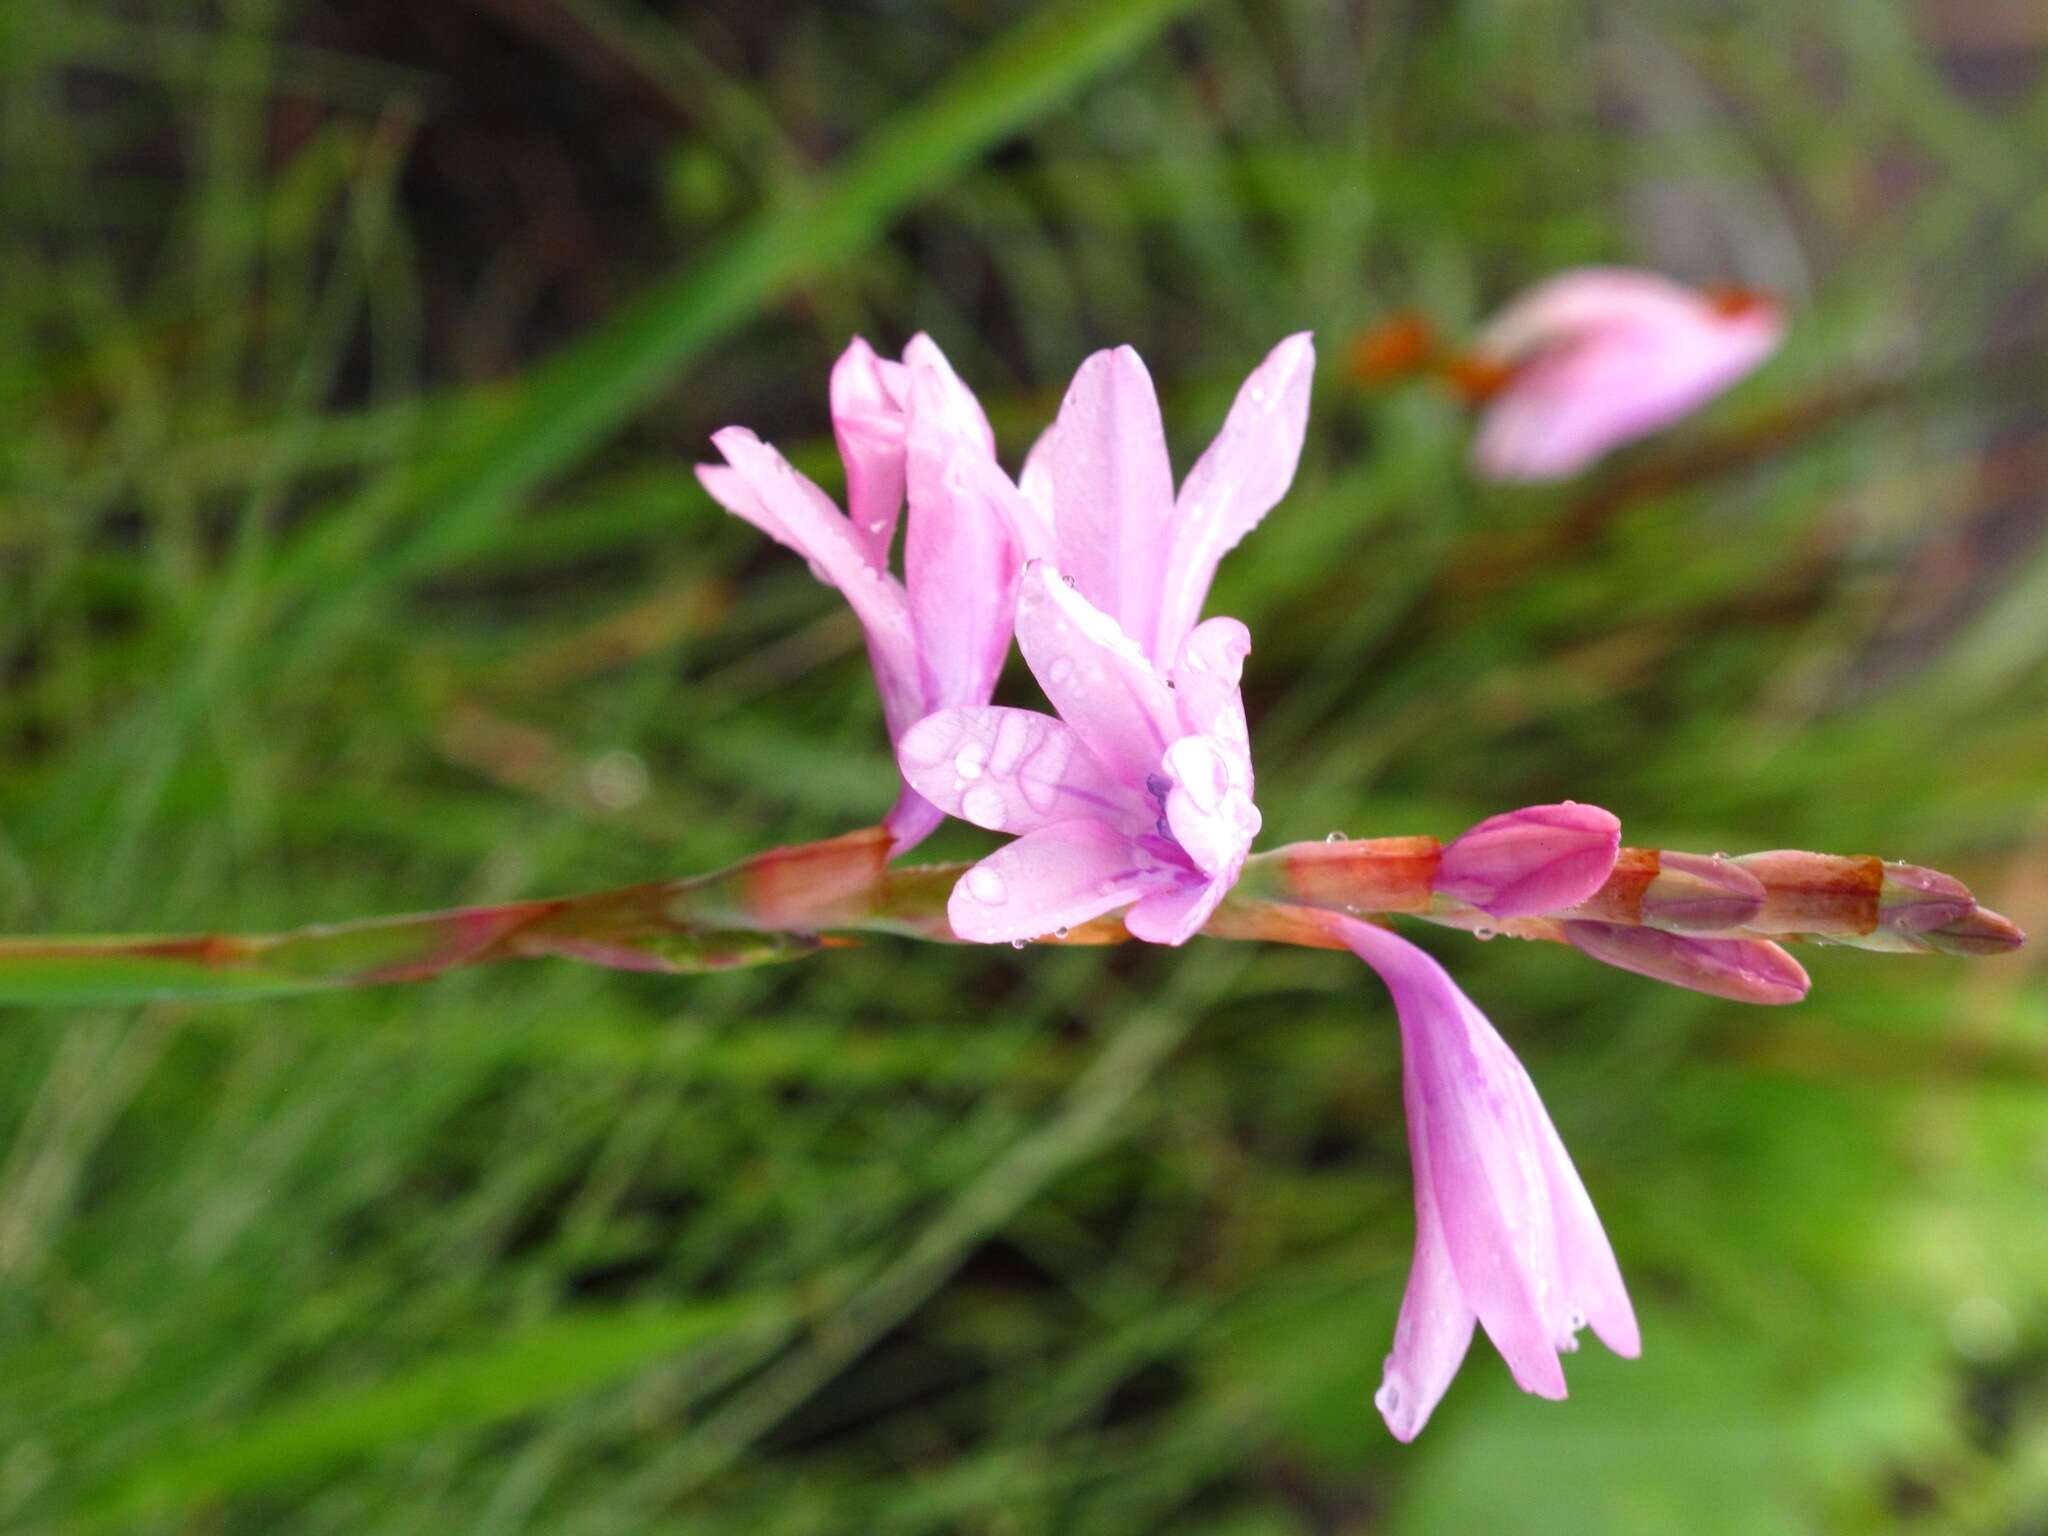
(1010, 938), (1028, 949)
(1053, 925), (1070, 939)
(1060, 572), (1078, 588)
(954, 743), (987, 780)
(1325, 830), (1348, 843)
(961, 784), (1008, 829)
(966, 865), (1008, 906)
(1047, 656), (1074, 686)
(1374, 1370), (1406, 1424)
(1473, 926), (1496, 941)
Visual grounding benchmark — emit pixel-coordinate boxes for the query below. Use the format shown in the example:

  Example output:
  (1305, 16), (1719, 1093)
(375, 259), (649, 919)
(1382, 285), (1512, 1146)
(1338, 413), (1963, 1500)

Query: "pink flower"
(899, 564), (1261, 945)
(697, 336), (1018, 853)
(1469, 268), (1783, 481)
(897, 334), (1315, 947)
(1333, 915), (1641, 1441)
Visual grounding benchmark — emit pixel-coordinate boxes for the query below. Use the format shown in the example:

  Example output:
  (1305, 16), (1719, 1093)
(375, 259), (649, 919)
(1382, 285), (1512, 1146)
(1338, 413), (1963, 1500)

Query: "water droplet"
(1325, 830), (1348, 843)
(953, 743), (987, 780)
(966, 865), (1008, 905)
(1060, 573), (1077, 588)
(1047, 656), (1074, 686)
(1010, 938), (1028, 949)
(1374, 1372), (1406, 1424)
(1473, 926), (1497, 941)
(961, 784), (1007, 829)
(1053, 925), (1070, 939)
(1568, 1308), (1587, 1332)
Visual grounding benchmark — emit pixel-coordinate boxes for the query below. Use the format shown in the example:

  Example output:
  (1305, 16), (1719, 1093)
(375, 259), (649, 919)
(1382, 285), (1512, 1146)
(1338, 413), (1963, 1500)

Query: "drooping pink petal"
(1374, 1164), (1479, 1443)
(698, 428), (922, 739)
(829, 337), (910, 568)
(946, 818), (1163, 944)
(898, 707), (1133, 836)
(1049, 346), (1177, 649)
(1331, 915), (1637, 1438)
(904, 367), (1021, 716)
(1153, 332), (1315, 660)
(1012, 562), (1180, 788)
(1434, 803), (1621, 919)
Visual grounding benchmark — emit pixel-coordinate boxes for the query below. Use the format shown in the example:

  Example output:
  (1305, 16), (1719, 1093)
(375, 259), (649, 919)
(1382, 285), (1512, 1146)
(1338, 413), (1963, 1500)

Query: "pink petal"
(1160, 734), (1259, 880)
(698, 429), (922, 740)
(1435, 802), (1621, 919)
(901, 333), (996, 457)
(1523, 1083), (1641, 1360)
(897, 707), (1134, 836)
(1376, 1169), (1479, 1442)
(1013, 563), (1179, 790)
(1154, 332), (1315, 659)
(1168, 617), (1254, 753)
(883, 787), (946, 856)
(1477, 267), (1708, 358)
(904, 368), (1020, 714)
(1049, 346), (1177, 652)
(1015, 425), (1059, 560)
(1122, 873), (1230, 946)
(945, 819), (1160, 944)
(829, 337), (910, 568)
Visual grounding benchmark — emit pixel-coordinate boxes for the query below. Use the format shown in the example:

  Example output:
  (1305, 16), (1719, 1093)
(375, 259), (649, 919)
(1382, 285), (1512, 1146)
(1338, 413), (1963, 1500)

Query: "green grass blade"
(88, 1296), (784, 1523)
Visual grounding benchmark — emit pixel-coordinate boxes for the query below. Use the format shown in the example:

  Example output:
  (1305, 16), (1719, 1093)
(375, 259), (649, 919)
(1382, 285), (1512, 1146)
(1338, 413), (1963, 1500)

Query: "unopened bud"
(1562, 920), (1810, 1006)
(1877, 863), (1975, 934)
(1919, 906), (2026, 958)
(1639, 852), (1766, 933)
(1434, 803), (1621, 919)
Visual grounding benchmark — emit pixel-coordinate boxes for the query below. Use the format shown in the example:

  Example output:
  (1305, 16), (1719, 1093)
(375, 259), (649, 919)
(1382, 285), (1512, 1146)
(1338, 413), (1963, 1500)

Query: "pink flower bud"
(1435, 803), (1621, 919)
(1561, 921), (1809, 1005)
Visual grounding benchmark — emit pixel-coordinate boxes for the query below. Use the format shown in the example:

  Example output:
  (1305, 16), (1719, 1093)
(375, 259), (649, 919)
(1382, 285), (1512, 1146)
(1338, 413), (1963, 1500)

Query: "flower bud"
(1876, 863), (1975, 935)
(1638, 852), (1766, 933)
(1919, 906), (2026, 958)
(1562, 920), (1810, 1005)
(1435, 803), (1621, 919)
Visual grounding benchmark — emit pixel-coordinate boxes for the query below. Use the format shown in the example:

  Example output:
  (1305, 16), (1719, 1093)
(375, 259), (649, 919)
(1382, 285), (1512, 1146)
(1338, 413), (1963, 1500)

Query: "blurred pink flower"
(1333, 914), (1641, 1441)
(698, 335), (1018, 853)
(900, 563), (1262, 945)
(1469, 267), (1783, 481)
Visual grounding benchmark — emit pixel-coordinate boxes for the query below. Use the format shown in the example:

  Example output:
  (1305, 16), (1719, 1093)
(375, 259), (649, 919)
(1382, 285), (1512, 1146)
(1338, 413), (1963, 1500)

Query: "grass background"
(3, 0), (2047, 1530)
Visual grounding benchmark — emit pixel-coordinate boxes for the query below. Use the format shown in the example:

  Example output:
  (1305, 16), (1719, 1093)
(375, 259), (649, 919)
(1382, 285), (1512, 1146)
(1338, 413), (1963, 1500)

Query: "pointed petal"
(1435, 802), (1621, 919)
(1523, 1082), (1641, 1359)
(1123, 874), (1228, 946)
(1016, 425), (1059, 559)
(1049, 346), (1177, 651)
(901, 333), (996, 456)
(830, 337), (910, 567)
(1013, 563), (1179, 788)
(700, 429), (921, 738)
(945, 819), (1158, 944)
(1155, 333), (1315, 657)
(897, 707), (1133, 835)
(1377, 1175), (1480, 1442)
(904, 368), (1020, 714)
(1561, 922), (1811, 1005)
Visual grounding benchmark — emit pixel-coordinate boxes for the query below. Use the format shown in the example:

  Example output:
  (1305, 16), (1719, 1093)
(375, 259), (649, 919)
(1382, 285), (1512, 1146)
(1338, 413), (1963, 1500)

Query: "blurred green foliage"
(2, 0), (2046, 1531)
